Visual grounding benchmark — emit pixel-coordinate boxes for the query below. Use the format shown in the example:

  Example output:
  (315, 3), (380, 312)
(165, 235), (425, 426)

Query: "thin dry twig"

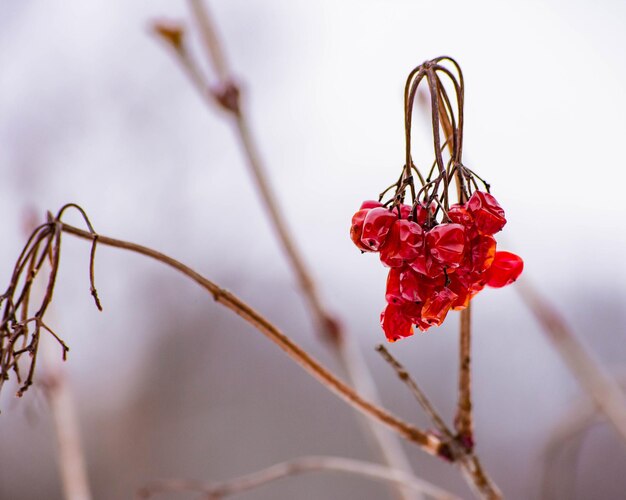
(136, 455), (461, 500)
(376, 345), (502, 500)
(433, 84), (474, 449)
(154, 4), (420, 499)
(376, 345), (451, 440)
(59, 221), (446, 459)
(517, 279), (626, 448)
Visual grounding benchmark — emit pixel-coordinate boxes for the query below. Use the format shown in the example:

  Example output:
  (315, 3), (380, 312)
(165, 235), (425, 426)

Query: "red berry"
(361, 207), (397, 251)
(350, 209), (372, 252)
(469, 234), (497, 273)
(426, 223), (466, 267)
(399, 204), (412, 219)
(380, 219), (425, 267)
(360, 200), (384, 210)
(486, 251), (524, 288)
(408, 251), (445, 278)
(447, 273), (472, 310)
(420, 288), (458, 328)
(448, 204), (473, 227)
(399, 302), (423, 323)
(380, 304), (414, 342)
(385, 268), (405, 305)
(466, 191), (506, 235)
(399, 267), (443, 303)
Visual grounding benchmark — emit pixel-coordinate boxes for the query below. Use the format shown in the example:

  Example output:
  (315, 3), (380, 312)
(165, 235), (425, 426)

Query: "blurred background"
(1, 0), (626, 498)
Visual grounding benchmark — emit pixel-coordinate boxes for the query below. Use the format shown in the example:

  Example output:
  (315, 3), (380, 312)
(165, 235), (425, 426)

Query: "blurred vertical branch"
(43, 350), (93, 500)
(517, 280), (626, 447)
(154, 2), (421, 499)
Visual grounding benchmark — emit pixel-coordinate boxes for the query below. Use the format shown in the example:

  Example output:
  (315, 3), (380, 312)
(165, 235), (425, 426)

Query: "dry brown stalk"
(136, 455), (460, 500)
(517, 279), (626, 448)
(59, 221), (445, 458)
(434, 84), (474, 448)
(376, 345), (502, 500)
(154, 3), (420, 499)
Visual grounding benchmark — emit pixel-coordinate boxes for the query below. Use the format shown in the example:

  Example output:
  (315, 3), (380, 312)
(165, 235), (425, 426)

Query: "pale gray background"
(1, 0), (626, 499)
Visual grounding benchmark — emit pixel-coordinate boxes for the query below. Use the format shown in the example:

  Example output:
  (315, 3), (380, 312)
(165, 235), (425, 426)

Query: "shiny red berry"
(486, 251), (524, 288)
(448, 204), (473, 227)
(380, 219), (424, 267)
(399, 267), (442, 303)
(420, 288), (458, 328)
(380, 304), (414, 342)
(360, 200), (384, 210)
(350, 209), (372, 252)
(361, 207), (397, 251)
(385, 268), (405, 305)
(466, 191), (506, 235)
(469, 234), (497, 273)
(426, 223), (466, 267)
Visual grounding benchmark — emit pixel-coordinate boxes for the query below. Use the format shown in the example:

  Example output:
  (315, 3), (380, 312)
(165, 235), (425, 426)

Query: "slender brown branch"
(157, 4), (421, 499)
(517, 279), (626, 448)
(376, 345), (452, 440)
(376, 345), (502, 500)
(137, 455), (460, 500)
(436, 87), (474, 449)
(61, 222), (445, 458)
(455, 307), (473, 449)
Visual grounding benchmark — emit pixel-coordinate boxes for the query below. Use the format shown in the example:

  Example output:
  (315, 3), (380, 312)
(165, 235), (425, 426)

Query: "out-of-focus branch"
(42, 360), (92, 500)
(153, 5), (420, 500)
(517, 279), (626, 448)
(61, 222), (446, 459)
(137, 455), (461, 500)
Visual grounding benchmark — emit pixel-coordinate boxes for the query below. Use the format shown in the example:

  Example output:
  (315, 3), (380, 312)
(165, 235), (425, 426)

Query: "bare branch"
(156, 3), (422, 498)
(517, 279), (626, 449)
(60, 221), (446, 458)
(137, 455), (460, 500)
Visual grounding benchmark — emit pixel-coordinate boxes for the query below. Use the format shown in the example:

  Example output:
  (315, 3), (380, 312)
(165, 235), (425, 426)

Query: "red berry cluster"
(350, 191), (523, 342)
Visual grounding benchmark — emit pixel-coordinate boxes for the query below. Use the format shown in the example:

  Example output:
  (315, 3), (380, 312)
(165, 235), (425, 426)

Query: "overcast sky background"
(1, 1), (626, 499)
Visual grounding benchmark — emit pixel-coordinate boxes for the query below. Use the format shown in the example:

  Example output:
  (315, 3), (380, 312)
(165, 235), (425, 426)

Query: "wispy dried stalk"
(137, 455), (460, 500)
(153, 4), (420, 499)
(517, 279), (626, 448)
(42, 347), (93, 500)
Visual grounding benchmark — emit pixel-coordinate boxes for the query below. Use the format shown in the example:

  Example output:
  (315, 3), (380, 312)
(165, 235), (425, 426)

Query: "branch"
(60, 222), (446, 459)
(136, 455), (460, 500)
(376, 345), (502, 500)
(154, 4), (420, 499)
(517, 279), (626, 448)
(42, 353), (93, 500)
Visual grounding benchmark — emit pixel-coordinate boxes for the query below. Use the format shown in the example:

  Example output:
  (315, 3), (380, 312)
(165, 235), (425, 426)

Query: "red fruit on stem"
(469, 234), (497, 273)
(350, 209), (373, 252)
(447, 273), (471, 310)
(399, 204), (412, 219)
(385, 268), (405, 305)
(486, 251), (524, 288)
(361, 207), (397, 251)
(448, 204), (473, 227)
(467, 191), (507, 235)
(426, 223), (466, 267)
(380, 304), (414, 342)
(420, 287), (458, 328)
(399, 267), (442, 303)
(408, 250), (445, 278)
(380, 219), (424, 267)
(360, 200), (383, 210)
(399, 302), (423, 323)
